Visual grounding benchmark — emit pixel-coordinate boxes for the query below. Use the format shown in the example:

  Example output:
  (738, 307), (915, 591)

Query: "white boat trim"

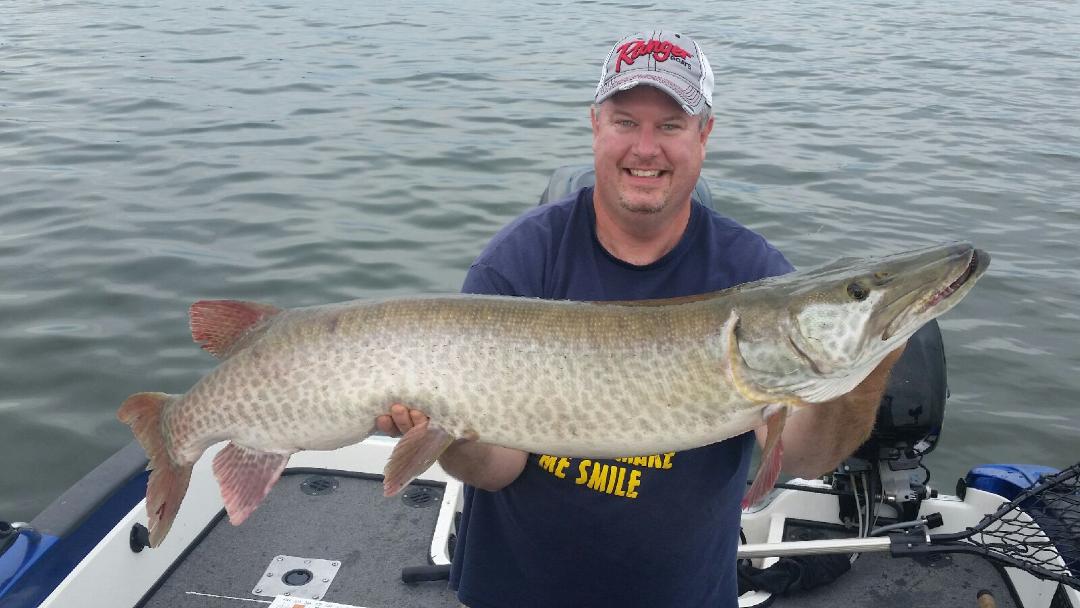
(33, 436), (1080, 608)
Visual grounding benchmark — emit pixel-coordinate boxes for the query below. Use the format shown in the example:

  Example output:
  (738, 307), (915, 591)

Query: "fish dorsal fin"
(189, 300), (282, 359)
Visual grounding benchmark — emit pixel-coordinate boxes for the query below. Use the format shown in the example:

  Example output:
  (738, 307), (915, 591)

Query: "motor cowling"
(835, 320), (948, 523)
(856, 319), (948, 462)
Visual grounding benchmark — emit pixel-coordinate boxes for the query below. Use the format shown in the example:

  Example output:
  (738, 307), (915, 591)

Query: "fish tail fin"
(742, 406), (788, 509)
(383, 421), (456, 497)
(117, 391), (192, 547)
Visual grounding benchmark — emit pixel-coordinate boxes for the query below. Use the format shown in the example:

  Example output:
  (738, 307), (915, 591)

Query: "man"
(376, 30), (904, 608)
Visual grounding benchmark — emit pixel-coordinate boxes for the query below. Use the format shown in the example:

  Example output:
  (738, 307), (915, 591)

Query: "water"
(1, 1), (1078, 522)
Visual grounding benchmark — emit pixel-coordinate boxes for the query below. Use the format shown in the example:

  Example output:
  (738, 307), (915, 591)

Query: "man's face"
(591, 86), (713, 217)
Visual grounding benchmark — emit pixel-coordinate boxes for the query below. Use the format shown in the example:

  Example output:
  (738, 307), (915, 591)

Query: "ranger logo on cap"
(595, 30), (715, 116)
(614, 39), (693, 73)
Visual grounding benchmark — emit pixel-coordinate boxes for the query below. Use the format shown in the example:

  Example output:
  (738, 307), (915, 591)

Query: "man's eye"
(616, 120), (635, 127)
(661, 123), (682, 131)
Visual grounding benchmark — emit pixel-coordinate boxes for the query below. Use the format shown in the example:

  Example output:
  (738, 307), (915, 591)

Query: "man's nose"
(630, 127), (660, 158)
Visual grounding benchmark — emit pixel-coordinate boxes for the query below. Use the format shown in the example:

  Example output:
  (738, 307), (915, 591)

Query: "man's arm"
(759, 345), (906, 479)
(375, 405), (528, 492)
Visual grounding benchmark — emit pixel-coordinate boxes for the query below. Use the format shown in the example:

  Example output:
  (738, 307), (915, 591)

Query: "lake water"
(2, 0), (1078, 521)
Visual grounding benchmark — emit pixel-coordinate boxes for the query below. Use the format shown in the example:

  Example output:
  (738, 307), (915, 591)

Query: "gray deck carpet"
(138, 471), (459, 608)
(770, 520), (1020, 607)
(137, 472), (1022, 608)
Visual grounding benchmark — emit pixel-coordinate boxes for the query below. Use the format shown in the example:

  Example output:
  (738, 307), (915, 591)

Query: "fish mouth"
(919, 249), (980, 313)
(882, 247), (989, 340)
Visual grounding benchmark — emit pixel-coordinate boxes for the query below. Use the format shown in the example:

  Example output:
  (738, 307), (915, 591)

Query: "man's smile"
(623, 168), (668, 179)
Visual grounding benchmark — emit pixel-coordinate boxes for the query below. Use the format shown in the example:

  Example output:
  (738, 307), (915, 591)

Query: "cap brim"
(595, 72), (707, 115)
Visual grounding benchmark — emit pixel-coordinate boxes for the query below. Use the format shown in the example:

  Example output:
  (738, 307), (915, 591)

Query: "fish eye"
(847, 282), (869, 301)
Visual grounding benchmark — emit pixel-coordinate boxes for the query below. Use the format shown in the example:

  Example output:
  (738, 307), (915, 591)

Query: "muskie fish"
(118, 242), (989, 546)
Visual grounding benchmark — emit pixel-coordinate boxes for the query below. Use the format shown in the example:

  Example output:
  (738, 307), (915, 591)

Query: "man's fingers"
(410, 409), (428, 427)
(376, 403), (432, 438)
(375, 414), (397, 436)
(390, 403), (413, 433)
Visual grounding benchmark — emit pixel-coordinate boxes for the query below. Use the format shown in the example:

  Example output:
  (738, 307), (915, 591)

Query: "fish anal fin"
(189, 300), (282, 359)
(212, 442), (292, 526)
(383, 421), (455, 497)
(117, 391), (192, 547)
(742, 407), (788, 509)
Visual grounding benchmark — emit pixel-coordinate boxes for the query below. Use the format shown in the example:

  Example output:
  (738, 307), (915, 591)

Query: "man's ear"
(590, 104), (600, 136)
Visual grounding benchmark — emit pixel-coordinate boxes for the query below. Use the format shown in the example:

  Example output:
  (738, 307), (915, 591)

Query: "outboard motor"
(834, 320), (948, 524)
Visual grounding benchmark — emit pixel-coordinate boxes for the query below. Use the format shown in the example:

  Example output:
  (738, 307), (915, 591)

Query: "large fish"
(118, 242), (989, 547)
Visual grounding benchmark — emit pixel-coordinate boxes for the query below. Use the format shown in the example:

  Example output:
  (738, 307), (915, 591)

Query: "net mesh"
(967, 463), (1080, 589)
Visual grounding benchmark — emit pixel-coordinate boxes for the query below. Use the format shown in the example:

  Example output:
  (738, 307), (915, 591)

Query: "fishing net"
(964, 462), (1080, 589)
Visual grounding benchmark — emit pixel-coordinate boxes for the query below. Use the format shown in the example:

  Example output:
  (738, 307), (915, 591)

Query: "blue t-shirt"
(450, 187), (793, 608)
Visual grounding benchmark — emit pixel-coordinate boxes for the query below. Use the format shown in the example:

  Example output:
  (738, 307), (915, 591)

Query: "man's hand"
(373, 403), (528, 492)
(375, 403), (429, 437)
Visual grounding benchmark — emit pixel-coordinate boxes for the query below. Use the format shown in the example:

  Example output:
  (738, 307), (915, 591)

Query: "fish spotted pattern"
(118, 242), (989, 546)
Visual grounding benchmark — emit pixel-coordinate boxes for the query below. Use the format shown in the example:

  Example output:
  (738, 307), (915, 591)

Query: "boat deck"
(140, 471), (458, 608)
(135, 470), (1022, 608)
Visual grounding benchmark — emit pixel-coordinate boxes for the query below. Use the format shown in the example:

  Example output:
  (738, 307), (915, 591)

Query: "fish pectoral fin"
(212, 442), (292, 526)
(189, 300), (282, 359)
(742, 406), (787, 509)
(383, 421), (456, 497)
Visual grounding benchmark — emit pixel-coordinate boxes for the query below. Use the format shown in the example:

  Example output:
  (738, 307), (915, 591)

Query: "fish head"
(734, 242), (990, 403)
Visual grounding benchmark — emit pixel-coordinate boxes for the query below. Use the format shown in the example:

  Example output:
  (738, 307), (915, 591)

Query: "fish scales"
(117, 242), (990, 546)
(168, 296), (745, 464)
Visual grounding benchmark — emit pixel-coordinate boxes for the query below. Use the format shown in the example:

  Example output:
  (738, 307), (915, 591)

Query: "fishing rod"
(739, 461), (1080, 590)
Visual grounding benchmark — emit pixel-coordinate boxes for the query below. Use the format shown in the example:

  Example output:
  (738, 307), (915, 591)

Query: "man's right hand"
(373, 403), (529, 492)
(375, 403), (428, 438)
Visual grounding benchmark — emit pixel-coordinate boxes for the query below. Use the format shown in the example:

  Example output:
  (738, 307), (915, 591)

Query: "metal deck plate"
(252, 554), (341, 600)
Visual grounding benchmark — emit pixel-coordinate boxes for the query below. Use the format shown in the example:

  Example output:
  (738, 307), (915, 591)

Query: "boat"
(2, 166), (1077, 608)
